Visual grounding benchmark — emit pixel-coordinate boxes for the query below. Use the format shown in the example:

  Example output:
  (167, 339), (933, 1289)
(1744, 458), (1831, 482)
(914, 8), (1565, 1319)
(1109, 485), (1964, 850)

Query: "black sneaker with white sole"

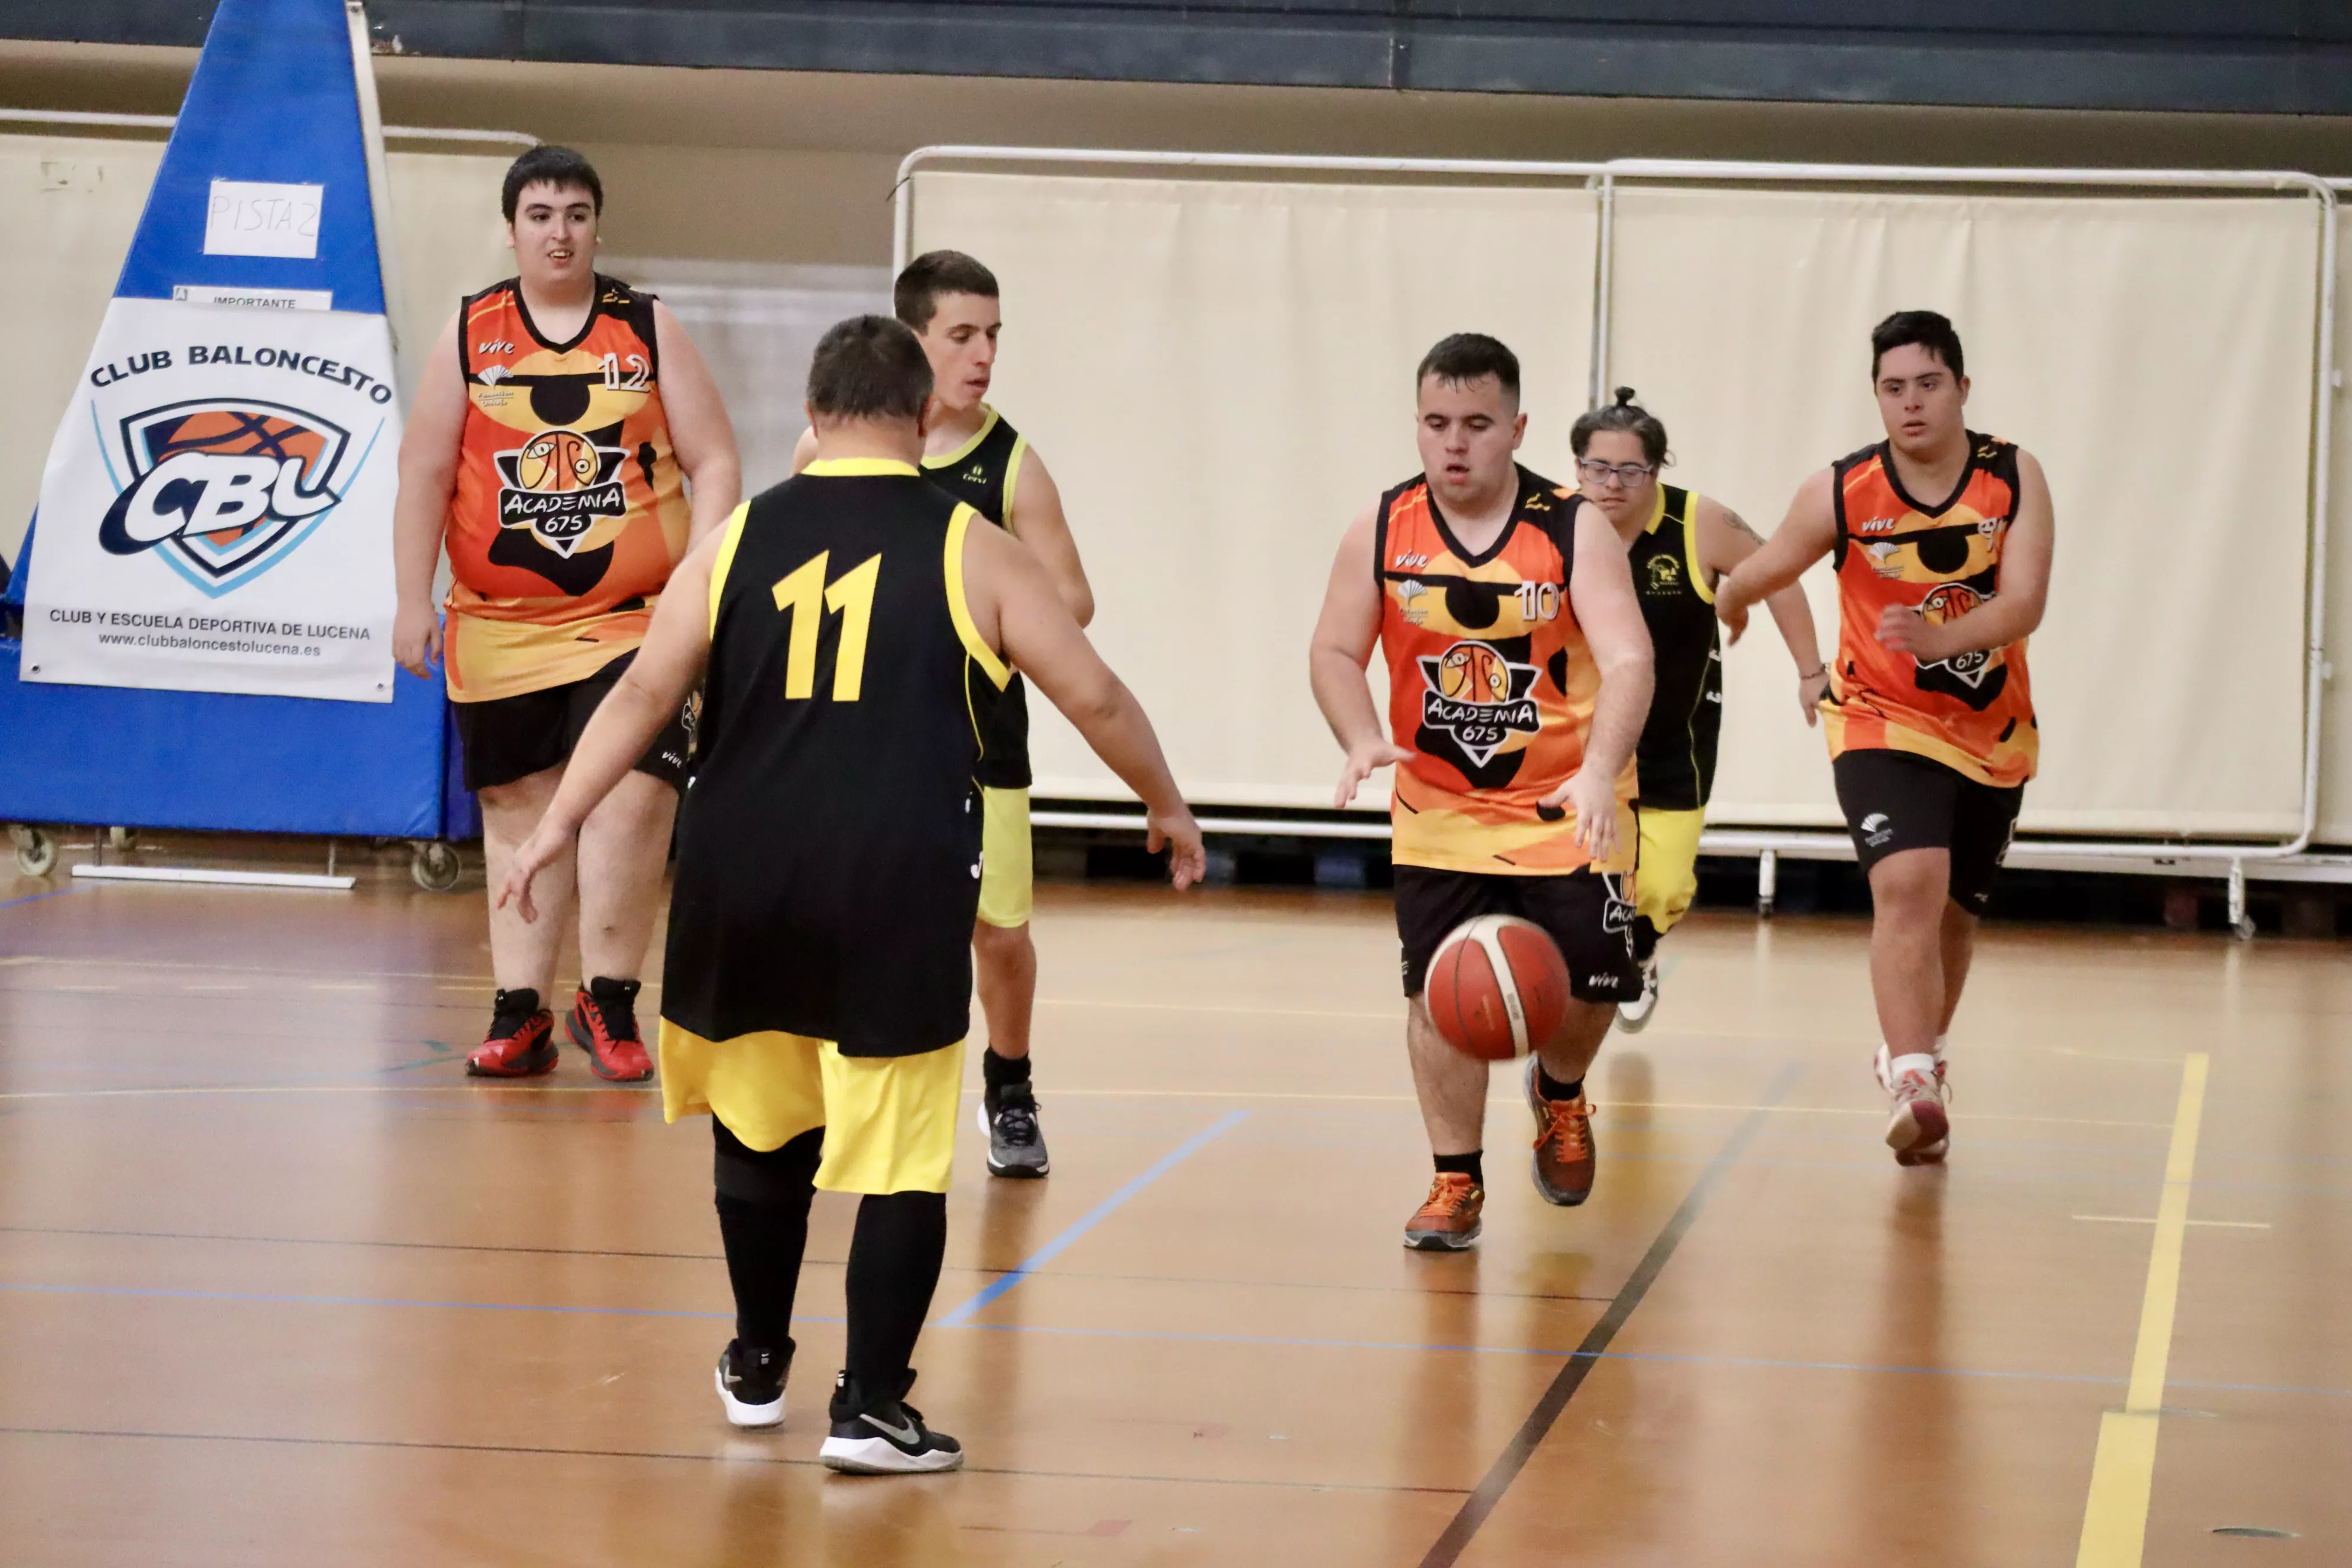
(714, 1340), (788, 1429)
(819, 1371), (964, 1474)
(979, 1081), (1050, 1178)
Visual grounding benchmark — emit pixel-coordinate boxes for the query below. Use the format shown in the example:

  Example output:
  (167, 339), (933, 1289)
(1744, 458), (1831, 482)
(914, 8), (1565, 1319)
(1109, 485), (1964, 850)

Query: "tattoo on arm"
(1721, 509), (1765, 545)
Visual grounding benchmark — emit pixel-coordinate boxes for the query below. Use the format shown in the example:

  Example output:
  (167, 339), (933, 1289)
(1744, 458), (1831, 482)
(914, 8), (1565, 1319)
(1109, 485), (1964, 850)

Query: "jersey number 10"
(772, 551), (882, 701)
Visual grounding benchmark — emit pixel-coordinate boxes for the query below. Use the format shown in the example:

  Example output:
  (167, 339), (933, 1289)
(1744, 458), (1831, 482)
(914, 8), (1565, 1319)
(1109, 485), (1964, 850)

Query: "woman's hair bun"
(1612, 386), (1638, 407)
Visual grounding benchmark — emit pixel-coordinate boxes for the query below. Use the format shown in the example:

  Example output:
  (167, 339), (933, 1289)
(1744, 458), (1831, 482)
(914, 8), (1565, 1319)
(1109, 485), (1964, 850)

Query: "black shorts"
(1832, 749), (2024, 916)
(452, 651), (692, 793)
(1395, 865), (1638, 1005)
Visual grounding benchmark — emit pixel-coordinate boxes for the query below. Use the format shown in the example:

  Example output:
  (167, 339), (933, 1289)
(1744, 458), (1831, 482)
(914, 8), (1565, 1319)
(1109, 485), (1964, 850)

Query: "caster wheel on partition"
(411, 841), (463, 893)
(1756, 897), (1775, 920)
(2232, 917), (2257, 943)
(11, 825), (55, 878)
(106, 827), (138, 852)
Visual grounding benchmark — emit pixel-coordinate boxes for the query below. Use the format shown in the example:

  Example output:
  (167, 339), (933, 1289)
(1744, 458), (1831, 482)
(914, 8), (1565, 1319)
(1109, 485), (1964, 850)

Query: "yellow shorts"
(977, 785), (1033, 930)
(1635, 806), (1706, 936)
(656, 1023), (965, 1195)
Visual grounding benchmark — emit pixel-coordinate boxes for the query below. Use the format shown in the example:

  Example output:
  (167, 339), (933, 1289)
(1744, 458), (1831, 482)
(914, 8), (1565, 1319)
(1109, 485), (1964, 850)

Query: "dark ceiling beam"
(8, 2), (2352, 117)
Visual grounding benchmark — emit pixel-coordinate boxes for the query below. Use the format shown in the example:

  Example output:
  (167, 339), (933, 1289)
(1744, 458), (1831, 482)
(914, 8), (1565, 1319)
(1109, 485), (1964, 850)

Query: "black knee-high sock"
(712, 1121), (822, 1353)
(1632, 914), (1661, 964)
(842, 1190), (948, 1402)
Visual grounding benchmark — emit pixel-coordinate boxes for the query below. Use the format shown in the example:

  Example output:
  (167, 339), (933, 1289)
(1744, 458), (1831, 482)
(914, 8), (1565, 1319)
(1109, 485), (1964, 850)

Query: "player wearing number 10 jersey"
(493, 315), (1202, 1474)
(1310, 334), (1654, 1253)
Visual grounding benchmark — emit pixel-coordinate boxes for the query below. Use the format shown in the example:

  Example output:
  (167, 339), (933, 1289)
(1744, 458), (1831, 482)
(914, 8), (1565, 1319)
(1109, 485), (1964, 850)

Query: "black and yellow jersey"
(1626, 484), (1722, 812)
(923, 406), (1031, 790)
(659, 459), (1009, 1057)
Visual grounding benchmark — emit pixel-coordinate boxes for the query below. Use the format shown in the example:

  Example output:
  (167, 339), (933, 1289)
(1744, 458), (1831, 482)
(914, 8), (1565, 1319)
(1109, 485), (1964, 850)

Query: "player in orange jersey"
(391, 147), (741, 1084)
(1310, 334), (1654, 1250)
(1714, 311), (2054, 1165)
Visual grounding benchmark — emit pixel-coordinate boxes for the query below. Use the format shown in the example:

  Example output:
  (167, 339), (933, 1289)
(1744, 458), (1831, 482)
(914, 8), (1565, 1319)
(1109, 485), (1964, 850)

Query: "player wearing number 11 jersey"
(494, 315), (1202, 1473)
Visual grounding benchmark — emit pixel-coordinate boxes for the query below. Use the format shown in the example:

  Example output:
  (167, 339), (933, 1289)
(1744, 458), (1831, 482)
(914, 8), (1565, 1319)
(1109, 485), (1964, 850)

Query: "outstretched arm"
(1716, 468), (1838, 647)
(1308, 504), (1413, 806)
(1877, 449), (2055, 660)
(1546, 505), (1652, 862)
(391, 313), (466, 677)
(1004, 447), (1095, 628)
(965, 522), (1204, 888)
(494, 525), (725, 920)
(1693, 496), (1829, 723)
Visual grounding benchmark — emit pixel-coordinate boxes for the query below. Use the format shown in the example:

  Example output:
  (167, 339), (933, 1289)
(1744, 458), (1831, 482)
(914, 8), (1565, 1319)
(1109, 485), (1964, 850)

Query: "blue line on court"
(0, 885), (84, 915)
(936, 1108), (1250, 1327)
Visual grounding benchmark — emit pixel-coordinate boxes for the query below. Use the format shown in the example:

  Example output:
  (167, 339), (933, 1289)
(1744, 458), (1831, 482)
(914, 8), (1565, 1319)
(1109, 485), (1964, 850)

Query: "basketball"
(517, 429), (596, 491)
(1423, 914), (1571, 1061)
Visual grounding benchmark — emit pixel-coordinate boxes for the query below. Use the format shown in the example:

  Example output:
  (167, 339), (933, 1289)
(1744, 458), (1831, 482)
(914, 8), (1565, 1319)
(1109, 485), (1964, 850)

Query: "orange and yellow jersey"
(1376, 466), (1637, 876)
(442, 275), (690, 701)
(1825, 432), (2037, 788)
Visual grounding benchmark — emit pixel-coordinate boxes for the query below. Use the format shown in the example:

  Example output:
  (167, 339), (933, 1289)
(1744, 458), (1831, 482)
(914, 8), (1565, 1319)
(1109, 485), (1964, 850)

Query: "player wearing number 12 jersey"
(393, 147), (740, 1087)
(495, 315), (1201, 1474)
(1310, 334), (1654, 1252)
(1715, 311), (2054, 1167)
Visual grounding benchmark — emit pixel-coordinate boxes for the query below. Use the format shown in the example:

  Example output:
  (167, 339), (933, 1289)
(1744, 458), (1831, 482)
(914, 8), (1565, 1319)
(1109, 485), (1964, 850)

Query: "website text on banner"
(19, 0), (401, 705)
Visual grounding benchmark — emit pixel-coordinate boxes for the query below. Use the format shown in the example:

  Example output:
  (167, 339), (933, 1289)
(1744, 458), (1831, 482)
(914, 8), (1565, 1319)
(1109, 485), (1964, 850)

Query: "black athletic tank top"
(923, 407), (1031, 790)
(660, 459), (1007, 1057)
(1627, 484), (1722, 811)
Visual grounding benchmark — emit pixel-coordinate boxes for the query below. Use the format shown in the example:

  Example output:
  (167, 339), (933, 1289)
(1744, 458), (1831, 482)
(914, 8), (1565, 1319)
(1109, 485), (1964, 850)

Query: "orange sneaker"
(1527, 1061), (1597, 1206)
(1404, 1172), (1484, 1251)
(567, 978), (654, 1083)
(466, 991), (557, 1078)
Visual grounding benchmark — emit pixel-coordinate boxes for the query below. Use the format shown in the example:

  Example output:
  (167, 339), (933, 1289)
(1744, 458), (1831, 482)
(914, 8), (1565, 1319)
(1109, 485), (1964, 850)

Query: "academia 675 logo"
(96, 398), (367, 597)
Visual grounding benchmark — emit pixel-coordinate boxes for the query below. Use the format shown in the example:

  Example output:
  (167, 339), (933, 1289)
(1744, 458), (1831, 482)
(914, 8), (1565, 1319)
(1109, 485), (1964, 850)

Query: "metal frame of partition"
(916, 148), (2343, 922)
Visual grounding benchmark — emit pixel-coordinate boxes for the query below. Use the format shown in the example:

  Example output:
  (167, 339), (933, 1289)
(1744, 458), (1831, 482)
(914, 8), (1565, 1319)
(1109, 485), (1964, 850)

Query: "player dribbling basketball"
(1309, 334), (1654, 1250)
(1713, 311), (2053, 1165)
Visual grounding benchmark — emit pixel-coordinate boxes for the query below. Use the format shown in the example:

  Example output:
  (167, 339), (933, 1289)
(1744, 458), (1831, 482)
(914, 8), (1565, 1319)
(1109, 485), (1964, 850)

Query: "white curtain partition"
(907, 162), (2336, 847)
(0, 134), (515, 566)
(910, 171), (1599, 811)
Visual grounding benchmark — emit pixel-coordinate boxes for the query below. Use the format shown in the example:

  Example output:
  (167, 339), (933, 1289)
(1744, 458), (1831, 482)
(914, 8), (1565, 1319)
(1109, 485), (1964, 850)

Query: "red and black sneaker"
(466, 989), (558, 1078)
(568, 976), (653, 1083)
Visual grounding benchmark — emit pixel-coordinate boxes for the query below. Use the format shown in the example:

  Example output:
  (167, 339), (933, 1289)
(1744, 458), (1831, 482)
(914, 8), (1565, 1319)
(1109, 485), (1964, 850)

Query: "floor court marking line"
(2075, 1051), (2210, 1568)
(2072, 1214), (2266, 1230)
(0, 1425), (1467, 1494)
(1419, 1061), (1803, 1568)
(5, 1278), (2341, 1399)
(0, 886), (86, 915)
(936, 1108), (1251, 1327)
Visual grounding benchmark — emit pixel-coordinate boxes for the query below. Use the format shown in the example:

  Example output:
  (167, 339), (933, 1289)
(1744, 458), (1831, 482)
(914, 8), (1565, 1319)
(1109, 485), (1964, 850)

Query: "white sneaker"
(1616, 955), (1661, 1032)
(1873, 1046), (1950, 1165)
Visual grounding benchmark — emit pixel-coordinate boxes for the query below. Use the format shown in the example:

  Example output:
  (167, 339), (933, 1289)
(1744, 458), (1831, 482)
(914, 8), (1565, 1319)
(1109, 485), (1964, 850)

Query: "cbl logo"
(96, 399), (367, 597)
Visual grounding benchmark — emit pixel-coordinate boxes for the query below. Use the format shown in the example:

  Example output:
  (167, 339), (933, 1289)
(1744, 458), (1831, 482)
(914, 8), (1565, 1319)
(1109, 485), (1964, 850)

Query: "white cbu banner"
(22, 295), (400, 703)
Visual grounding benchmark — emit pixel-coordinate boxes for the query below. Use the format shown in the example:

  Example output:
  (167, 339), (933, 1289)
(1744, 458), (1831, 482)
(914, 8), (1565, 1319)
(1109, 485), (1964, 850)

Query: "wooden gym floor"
(0, 855), (2345, 1565)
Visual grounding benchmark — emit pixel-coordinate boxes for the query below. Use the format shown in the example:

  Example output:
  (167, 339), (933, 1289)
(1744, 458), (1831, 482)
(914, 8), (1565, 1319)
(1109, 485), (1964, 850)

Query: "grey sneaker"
(979, 1081), (1050, 1178)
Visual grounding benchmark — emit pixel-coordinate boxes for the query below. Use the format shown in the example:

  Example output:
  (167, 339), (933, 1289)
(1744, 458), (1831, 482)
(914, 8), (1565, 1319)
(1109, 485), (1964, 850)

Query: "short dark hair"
(807, 315), (935, 422)
(502, 146), (603, 223)
(1416, 333), (1520, 403)
(1571, 386), (1669, 466)
(895, 250), (999, 332)
(1871, 310), (1965, 381)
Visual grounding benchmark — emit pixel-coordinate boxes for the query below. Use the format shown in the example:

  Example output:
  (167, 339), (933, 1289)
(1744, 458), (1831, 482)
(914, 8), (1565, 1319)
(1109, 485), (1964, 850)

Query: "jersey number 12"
(772, 551), (881, 701)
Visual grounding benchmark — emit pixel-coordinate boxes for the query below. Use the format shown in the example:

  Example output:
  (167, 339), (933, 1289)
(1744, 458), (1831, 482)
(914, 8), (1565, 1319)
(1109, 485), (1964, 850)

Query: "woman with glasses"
(1570, 389), (1829, 1029)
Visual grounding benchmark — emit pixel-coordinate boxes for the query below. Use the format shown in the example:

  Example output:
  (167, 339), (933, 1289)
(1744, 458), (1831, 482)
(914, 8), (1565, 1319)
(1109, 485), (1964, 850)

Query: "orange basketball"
(518, 430), (596, 492)
(1424, 914), (1570, 1061)
(1439, 643), (1509, 703)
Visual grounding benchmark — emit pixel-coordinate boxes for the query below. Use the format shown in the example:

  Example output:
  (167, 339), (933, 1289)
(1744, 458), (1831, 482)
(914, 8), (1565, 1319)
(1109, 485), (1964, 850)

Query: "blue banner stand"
(0, 0), (471, 869)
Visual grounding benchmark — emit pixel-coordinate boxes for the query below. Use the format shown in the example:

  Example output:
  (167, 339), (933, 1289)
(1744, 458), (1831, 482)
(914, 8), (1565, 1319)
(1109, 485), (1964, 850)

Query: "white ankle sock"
(1934, 1034), (1949, 1060)
(1889, 1051), (1939, 1082)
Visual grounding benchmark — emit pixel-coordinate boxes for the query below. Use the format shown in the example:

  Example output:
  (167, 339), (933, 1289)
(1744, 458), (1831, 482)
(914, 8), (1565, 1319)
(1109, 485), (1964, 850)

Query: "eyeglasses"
(1576, 459), (1655, 488)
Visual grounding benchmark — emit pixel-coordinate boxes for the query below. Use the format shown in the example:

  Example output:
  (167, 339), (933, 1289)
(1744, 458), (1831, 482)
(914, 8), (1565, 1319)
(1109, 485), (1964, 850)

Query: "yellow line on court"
(2072, 1214), (2266, 1230)
(2075, 1051), (2209, 1568)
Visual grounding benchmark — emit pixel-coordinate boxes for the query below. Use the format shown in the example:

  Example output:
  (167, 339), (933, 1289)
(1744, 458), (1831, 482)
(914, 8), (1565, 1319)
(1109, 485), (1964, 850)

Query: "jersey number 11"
(771, 551), (881, 701)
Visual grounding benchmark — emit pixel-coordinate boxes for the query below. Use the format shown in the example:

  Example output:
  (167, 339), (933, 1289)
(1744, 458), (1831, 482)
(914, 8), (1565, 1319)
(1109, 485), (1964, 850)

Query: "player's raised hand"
(1146, 805), (1208, 890)
(1333, 739), (1414, 808)
(492, 824), (573, 924)
(1540, 767), (1621, 863)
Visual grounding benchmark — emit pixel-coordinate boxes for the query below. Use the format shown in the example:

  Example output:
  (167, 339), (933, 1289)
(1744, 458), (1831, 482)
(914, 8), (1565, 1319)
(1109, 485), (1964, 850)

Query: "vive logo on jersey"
(94, 398), (354, 598)
(493, 427), (628, 556)
(1417, 639), (1541, 766)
